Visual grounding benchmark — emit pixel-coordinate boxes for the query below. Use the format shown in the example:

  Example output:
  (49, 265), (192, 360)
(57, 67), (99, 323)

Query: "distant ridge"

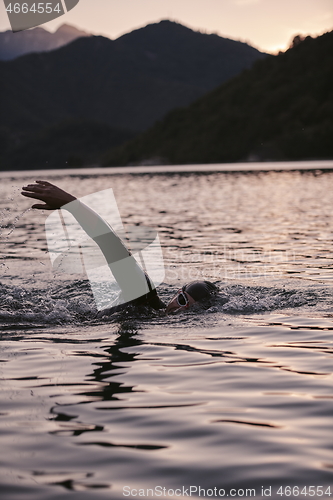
(0, 20), (266, 170)
(0, 24), (90, 60)
(104, 30), (333, 165)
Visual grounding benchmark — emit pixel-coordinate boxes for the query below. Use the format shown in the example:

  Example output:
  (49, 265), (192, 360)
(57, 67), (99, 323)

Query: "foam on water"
(0, 279), (329, 329)
(0, 281), (94, 325)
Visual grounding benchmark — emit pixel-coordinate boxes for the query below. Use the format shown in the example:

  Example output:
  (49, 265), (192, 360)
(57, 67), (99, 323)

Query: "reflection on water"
(0, 166), (333, 499)
(1, 321), (333, 498)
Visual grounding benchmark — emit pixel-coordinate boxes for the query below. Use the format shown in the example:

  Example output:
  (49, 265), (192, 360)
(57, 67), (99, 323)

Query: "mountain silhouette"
(104, 31), (333, 165)
(0, 20), (266, 170)
(0, 24), (90, 60)
(1, 20), (266, 132)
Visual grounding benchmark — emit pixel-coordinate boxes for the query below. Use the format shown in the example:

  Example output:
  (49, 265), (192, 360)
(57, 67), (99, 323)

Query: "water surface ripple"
(0, 167), (332, 499)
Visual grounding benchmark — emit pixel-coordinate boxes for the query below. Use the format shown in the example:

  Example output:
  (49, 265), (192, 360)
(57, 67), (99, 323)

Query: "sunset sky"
(0, 0), (332, 53)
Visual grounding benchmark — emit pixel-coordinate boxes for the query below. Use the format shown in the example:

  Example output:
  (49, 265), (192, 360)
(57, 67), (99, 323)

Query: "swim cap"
(183, 281), (218, 301)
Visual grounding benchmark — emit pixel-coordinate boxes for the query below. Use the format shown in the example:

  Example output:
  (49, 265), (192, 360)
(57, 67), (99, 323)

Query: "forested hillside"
(0, 20), (266, 170)
(104, 31), (333, 166)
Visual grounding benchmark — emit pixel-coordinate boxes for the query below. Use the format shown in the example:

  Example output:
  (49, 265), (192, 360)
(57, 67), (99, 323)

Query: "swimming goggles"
(176, 288), (189, 308)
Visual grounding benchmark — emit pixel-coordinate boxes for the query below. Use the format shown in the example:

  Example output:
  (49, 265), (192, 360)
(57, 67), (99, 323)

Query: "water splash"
(0, 280), (324, 328)
(0, 280), (96, 326)
(0, 207), (32, 240)
(218, 284), (318, 314)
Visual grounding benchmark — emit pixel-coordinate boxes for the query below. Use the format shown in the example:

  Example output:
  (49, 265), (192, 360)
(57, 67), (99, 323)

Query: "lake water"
(1, 163), (333, 500)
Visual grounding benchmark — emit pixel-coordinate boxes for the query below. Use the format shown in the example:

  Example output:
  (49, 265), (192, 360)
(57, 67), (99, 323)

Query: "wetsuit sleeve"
(63, 199), (152, 303)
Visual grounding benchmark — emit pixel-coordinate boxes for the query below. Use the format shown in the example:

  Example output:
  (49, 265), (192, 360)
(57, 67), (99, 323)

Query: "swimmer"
(21, 180), (218, 315)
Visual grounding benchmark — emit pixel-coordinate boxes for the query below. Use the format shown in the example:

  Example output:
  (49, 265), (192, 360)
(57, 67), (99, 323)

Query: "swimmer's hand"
(21, 180), (76, 210)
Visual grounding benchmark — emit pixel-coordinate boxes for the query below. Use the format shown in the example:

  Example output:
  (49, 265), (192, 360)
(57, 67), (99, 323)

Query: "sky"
(0, 0), (332, 53)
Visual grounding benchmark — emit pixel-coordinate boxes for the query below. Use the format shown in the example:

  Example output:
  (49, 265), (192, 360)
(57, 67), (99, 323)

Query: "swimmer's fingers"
(22, 185), (46, 195)
(21, 188), (48, 200)
(32, 203), (54, 210)
(21, 181), (76, 209)
(22, 181), (54, 193)
(21, 188), (46, 199)
(21, 190), (53, 210)
(35, 180), (52, 185)
(35, 180), (57, 189)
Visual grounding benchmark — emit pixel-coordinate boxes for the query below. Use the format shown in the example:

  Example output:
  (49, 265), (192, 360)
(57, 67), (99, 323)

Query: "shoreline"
(1, 160), (333, 178)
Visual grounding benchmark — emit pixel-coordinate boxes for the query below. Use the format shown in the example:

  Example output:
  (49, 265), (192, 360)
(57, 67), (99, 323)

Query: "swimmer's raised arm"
(22, 180), (131, 258)
(22, 180), (116, 242)
(21, 180), (76, 209)
(21, 180), (161, 308)
(21, 181), (216, 313)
